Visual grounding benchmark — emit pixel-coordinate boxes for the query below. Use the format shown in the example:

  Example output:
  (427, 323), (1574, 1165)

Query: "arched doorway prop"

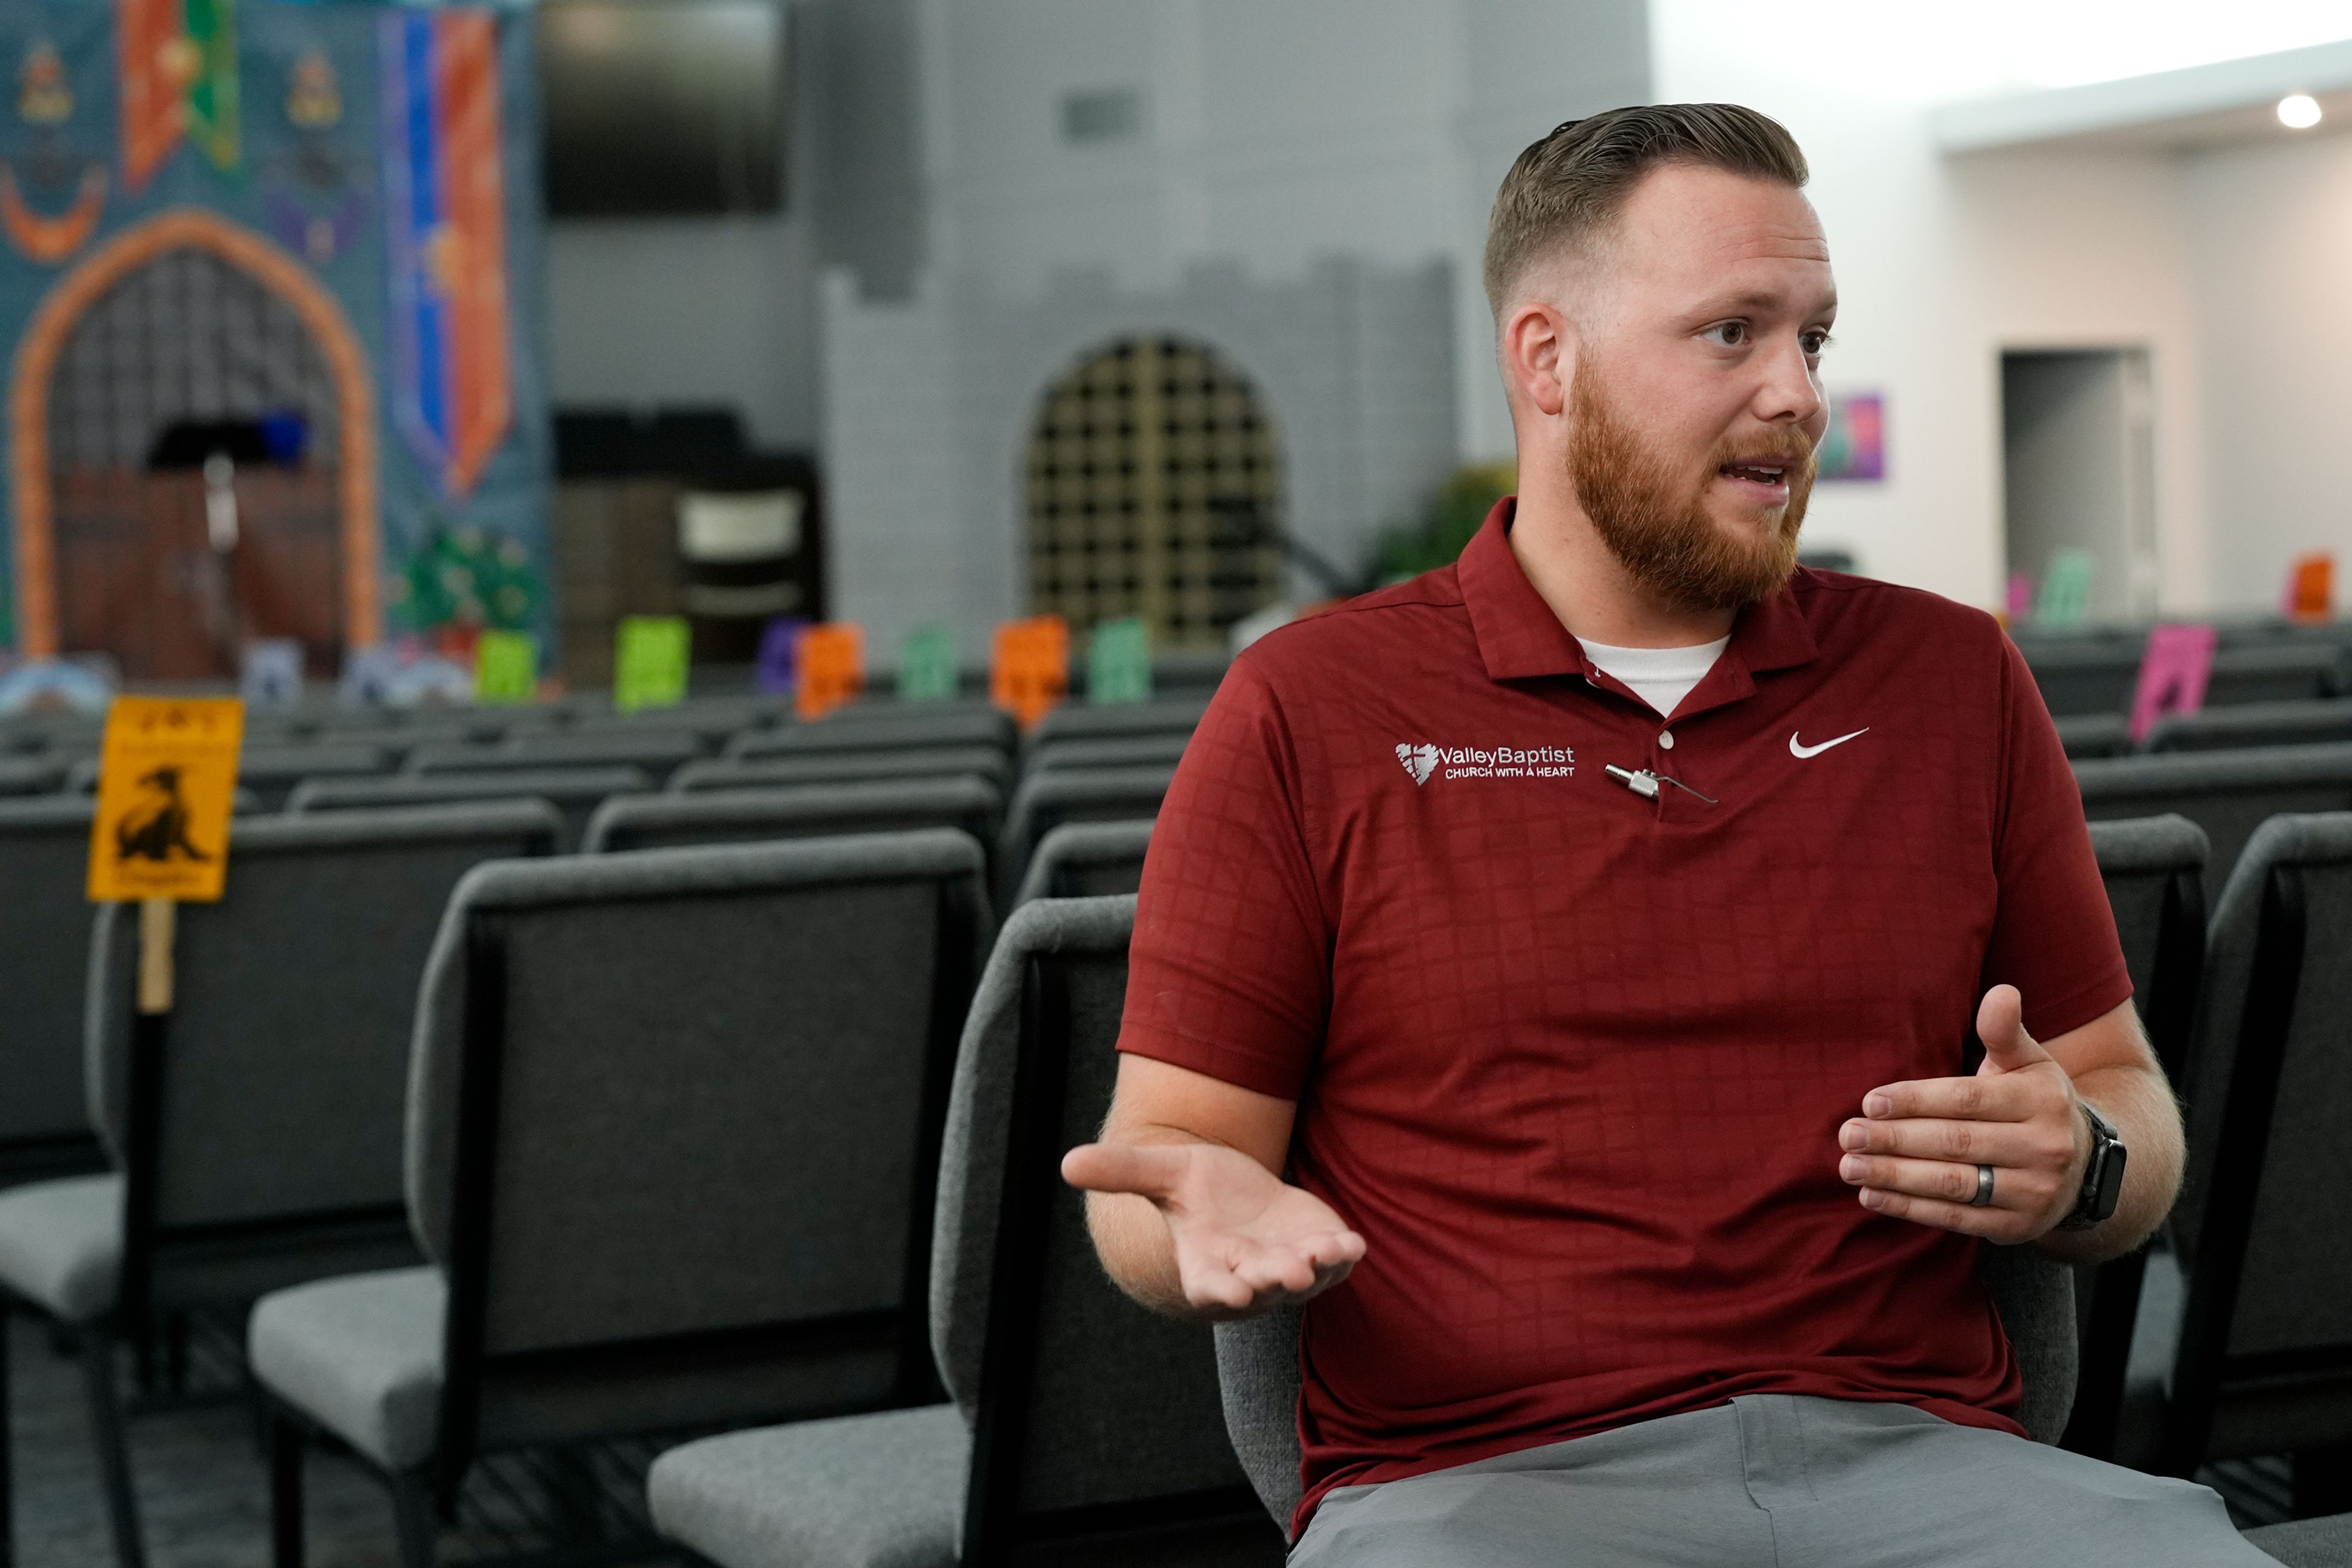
(0, 5), (554, 675)
(8, 209), (379, 673)
(1023, 336), (1285, 651)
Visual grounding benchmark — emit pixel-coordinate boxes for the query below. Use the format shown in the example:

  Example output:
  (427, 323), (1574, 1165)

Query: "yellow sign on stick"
(87, 698), (244, 904)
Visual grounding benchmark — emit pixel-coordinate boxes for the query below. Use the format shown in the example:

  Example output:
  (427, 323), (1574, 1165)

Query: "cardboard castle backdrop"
(0, 0), (552, 679)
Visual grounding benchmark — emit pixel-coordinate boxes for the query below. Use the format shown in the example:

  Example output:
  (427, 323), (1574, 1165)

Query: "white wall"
(914, 0), (1649, 460)
(1650, 1), (2211, 615)
(2181, 127), (2352, 612)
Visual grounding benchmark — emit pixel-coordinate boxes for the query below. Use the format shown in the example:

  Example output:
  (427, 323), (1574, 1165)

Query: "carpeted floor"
(6, 1315), (680, 1567)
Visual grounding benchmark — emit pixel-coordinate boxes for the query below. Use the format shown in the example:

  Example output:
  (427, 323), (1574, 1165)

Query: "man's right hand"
(1061, 1139), (1365, 1319)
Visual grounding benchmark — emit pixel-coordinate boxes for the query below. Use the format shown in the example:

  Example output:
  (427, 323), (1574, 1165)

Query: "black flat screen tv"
(538, 0), (787, 218)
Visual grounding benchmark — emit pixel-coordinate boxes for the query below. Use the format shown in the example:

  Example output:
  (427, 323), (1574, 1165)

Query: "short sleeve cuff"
(2016, 962), (2135, 1046)
(1117, 1022), (1310, 1102)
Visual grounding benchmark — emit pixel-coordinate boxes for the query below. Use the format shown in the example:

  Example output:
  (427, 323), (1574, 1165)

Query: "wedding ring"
(1970, 1163), (1996, 1207)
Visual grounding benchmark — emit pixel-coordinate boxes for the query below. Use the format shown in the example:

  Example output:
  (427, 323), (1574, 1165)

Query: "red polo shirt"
(1120, 501), (2132, 1533)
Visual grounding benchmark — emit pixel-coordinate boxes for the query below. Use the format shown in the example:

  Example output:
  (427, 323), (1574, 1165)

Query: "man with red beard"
(1063, 106), (2263, 1564)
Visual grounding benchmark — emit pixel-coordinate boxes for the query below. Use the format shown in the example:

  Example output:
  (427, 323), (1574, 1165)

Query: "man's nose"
(1754, 337), (1823, 430)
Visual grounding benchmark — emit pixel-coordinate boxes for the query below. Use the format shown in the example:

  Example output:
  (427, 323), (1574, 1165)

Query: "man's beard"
(1565, 357), (1815, 612)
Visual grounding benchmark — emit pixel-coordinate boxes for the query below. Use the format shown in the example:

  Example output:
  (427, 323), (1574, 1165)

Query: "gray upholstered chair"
(2060, 815), (2209, 1461)
(998, 767), (1173, 908)
(673, 747), (1014, 796)
(584, 778), (1003, 857)
(2024, 644), (2145, 717)
(2203, 644), (2346, 707)
(1023, 733), (1191, 775)
(2147, 699), (2352, 755)
(0, 802), (561, 1568)
(0, 756), (65, 796)
(0, 799), (111, 1185)
(290, 766), (654, 852)
(726, 709), (1016, 761)
(2075, 744), (2352, 903)
(2119, 813), (2352, 1507)
(251, 830), (990, 1568)
(1027, 697), (1207, 748)
(70, 743), (399, 810)
(430, 728), (708, 778)
(645, 894), (1276, 1568)
(1012, 820), (1153, 905)
(2054, 713), (2133, 761)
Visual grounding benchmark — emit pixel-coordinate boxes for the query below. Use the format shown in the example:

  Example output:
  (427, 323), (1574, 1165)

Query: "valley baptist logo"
(1396, 741), (1574, 785)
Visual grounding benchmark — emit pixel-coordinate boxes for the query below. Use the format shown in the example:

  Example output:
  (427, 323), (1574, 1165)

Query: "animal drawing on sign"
(115, 766), (213, 867)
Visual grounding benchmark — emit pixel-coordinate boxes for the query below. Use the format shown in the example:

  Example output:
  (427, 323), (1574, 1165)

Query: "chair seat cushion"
(0, 1174), (121, 1322)
(248, 1265), (445, 1470)
(2247, 1512), (2352, 1567)
(648, 1403), (969, 1568)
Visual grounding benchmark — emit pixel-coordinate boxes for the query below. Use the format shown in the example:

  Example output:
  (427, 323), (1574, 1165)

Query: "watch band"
(2058, 1101), (2128, 1231)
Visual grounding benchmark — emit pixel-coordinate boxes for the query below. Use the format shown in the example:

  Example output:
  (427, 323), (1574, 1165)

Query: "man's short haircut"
(1483, 104), (1809, 317)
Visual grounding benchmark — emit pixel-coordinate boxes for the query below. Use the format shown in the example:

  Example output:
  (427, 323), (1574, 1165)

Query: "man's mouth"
(1718, 459), (1791, 486)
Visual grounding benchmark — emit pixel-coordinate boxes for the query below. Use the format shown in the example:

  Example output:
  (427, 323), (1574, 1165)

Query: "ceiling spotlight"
(2278, 93), (2323, 129)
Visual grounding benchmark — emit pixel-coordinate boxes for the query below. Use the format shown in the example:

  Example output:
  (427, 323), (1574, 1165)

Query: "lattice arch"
(1022, 336), (1284, 650)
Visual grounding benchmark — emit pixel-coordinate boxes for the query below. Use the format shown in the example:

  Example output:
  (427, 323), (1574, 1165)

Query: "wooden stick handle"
(138, 897), (175, 1016)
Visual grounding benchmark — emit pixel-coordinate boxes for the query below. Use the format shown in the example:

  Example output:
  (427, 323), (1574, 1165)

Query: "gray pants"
(1289, 1396), (2278, 1567)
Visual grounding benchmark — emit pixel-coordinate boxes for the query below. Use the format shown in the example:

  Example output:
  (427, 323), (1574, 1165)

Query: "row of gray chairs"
(2058, 699), (2352, 762)
(0, 802), (567, 1568)
(2027, 641), (2348, 719)
(0, 817), (991, 1568)
(644, 821), (2352, 1567)
(2077, 743), (2352, 903)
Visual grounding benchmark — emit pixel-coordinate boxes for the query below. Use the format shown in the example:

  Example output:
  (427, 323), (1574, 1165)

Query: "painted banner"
(116, 0), (239, 190)
(379, 7), (512, 499)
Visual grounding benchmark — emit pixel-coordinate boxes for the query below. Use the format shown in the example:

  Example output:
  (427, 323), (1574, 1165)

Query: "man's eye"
(1802, 330), (1833, 355)
(1703, 322), (1747, 347)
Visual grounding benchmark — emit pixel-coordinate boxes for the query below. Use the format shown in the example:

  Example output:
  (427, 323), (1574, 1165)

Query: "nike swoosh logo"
(1790, 727), (1869, 760)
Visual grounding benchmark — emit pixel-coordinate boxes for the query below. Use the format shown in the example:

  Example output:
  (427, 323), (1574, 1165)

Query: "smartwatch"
(2058, 1101), (2128, 1231)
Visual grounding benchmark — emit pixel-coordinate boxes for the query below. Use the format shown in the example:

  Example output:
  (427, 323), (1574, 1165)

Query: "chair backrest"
(483, 729), (707, 777)
(1024, 733), (1193, 775)
(671, 745), (1012, 795)
(2055, 714), (2132, 761)
(2074, 744), (2352, 903)
(290, 767), (653, 851)
(2087, 815), (2209, 1080)
(84, 802), (561, 1321)
(998, 766), (1174, 905)
(726, 708), (1015, 760)
(404, 829), (989, 1475)
(0, 755), (65, 796)
(2065, 815), (2209, 1461)
(2146, 698), (2352, 755)
(1012, 820), (1153, 904)
(2160, 812), (2352, 1471)
(2204, 644), (2343, 707)
(930, 895), (1263, 1557)
(584, 777), (1003, 856)
(1028, 697), (1208, 747)
(2024, 645), (2143, 717)
(0, 799), (104, 1153)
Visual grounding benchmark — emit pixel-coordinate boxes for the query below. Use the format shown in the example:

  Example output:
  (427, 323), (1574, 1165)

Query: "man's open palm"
(1062, 1140), (1366, 1318)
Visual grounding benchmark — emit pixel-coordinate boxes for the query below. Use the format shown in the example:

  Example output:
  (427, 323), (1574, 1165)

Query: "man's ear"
(1500, 298), (1573, 420)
